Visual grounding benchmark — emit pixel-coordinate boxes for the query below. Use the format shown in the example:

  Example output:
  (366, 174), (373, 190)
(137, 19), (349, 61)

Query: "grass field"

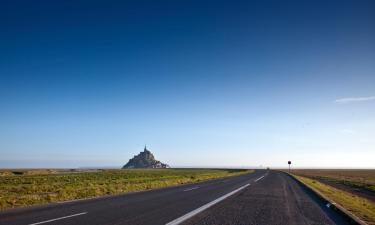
(0, 168), (251, 210)
(289, 169), (375, 225)
(290, 169), (375, 193)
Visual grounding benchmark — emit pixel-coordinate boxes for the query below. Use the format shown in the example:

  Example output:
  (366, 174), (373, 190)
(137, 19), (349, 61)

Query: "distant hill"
(122, 146), (169, 169)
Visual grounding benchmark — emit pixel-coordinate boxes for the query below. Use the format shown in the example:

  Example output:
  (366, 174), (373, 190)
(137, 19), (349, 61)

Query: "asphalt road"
(0, 170), (350, 225)
(183, 171), (349, 225)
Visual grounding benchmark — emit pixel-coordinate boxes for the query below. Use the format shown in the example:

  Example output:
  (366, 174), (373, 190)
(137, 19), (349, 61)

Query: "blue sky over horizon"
(1, 0), (374, 168)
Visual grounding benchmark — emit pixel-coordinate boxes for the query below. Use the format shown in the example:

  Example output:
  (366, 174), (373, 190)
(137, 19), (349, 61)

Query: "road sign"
(288, 161), (291, 173)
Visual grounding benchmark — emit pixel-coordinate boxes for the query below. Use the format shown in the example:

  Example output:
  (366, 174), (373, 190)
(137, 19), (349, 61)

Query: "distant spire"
(144, 145), (147, 151)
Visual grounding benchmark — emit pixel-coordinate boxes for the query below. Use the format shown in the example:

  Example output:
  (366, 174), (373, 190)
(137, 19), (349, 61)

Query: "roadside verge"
(284, 172), (368, 225)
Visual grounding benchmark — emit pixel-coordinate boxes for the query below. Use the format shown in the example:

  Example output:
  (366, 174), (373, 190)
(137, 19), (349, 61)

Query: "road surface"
(0, 170), (350, 225)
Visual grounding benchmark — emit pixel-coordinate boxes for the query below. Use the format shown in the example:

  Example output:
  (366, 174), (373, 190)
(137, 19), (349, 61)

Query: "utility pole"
(288, 161), (291, 173)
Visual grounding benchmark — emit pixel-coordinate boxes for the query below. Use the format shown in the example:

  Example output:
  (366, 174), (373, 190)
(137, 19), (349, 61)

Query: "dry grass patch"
(291, 169), (375, 193)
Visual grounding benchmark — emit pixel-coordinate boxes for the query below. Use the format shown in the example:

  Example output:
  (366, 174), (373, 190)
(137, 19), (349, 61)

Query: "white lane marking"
(183, 187), (200, 192)
(28, 212), (87, 225)
(254, 175), (265, 182)
(326, 202), (336, 208)
(166, 183), (250, 225)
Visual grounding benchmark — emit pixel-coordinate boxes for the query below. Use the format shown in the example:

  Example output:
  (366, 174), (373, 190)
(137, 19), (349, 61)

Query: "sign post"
(288, 161), (291, 173)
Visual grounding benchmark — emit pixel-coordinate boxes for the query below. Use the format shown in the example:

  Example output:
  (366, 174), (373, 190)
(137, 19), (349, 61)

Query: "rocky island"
(122, 146), (170, 169)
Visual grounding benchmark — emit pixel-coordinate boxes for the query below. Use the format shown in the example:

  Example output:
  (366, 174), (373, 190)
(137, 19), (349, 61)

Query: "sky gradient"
(1, 0), (374, 168)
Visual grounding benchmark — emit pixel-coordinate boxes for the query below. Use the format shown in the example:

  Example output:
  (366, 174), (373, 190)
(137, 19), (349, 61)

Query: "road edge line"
(283, 172), (367, 225)
(165, 183), (250, 225)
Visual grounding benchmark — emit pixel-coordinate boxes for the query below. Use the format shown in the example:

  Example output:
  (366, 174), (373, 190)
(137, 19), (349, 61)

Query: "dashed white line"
(255, 175), (265, 182)
(166, 183), (250, 225)
(28, 212), (87, 225)
(183, 187), (200, 192)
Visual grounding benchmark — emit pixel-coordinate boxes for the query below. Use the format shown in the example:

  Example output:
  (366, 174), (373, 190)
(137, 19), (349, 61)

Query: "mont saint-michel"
(122, 146), (170, 169)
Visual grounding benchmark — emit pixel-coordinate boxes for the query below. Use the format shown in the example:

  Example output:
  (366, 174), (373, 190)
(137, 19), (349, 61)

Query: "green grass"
(0, 169), (251, 210)
(294, 175), (375, 225)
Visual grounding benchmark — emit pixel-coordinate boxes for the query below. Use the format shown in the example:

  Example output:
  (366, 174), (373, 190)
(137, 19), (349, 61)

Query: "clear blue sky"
(1, 0), (374, 168)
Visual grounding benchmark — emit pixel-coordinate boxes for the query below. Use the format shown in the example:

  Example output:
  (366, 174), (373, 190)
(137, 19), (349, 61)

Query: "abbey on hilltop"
(122, 146), (170, 169)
